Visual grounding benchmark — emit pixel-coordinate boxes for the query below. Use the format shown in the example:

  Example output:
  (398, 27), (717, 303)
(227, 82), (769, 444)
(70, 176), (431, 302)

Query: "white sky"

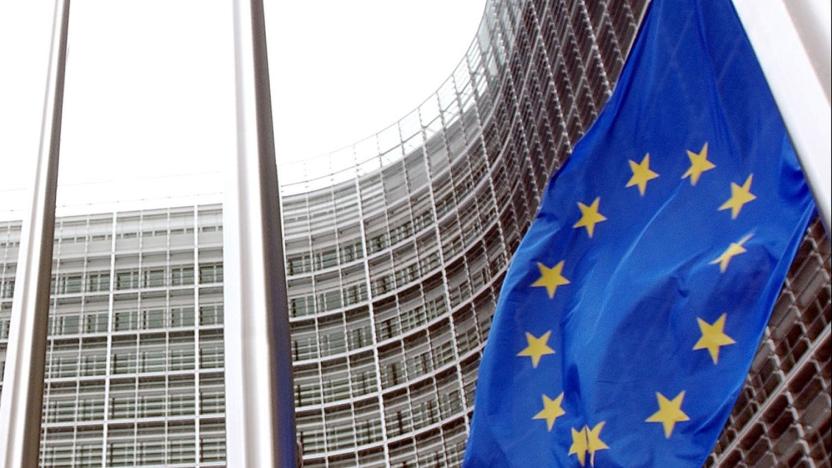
(0, 1), (485, 220)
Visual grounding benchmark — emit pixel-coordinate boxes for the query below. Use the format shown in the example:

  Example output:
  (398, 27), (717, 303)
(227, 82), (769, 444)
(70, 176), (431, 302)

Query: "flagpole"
(733, 0), (831, 231)
(224, 0), (297, 466)
(0, 0), (69, 466)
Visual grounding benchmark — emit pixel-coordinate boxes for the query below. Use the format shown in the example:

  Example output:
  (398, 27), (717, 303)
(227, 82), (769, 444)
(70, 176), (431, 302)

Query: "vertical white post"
(224, 0), (297, 466)
(0, 0), (69, 466)
(733, 0), (831, 230)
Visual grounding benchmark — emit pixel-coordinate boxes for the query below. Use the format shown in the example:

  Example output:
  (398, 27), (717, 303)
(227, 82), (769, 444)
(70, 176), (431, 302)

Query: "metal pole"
(733, 0), (831, 231)
(224, 0), (297, 466)
(0, 0), (69, 466)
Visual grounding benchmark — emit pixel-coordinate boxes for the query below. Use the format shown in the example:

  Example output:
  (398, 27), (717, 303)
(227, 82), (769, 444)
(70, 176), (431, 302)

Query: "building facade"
(0, 0), (828, 466)
(0, 207), (228, 466)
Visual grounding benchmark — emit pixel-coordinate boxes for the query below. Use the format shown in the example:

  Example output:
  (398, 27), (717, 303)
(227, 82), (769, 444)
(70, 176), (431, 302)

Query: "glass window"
(198, 303), (223, 326)
(86, 271), (110, 292)
(114, 309), (138, 331)
(171, 266), (194, 286)
(171, 306), (195, 327)
(116, 270), (138, 290)
(142, 308), (165, 330)
(199, 263), (223, 284)
(84, 310), (109, 334)
(64, 274), (83, 294)
(142, 268), (165, 288)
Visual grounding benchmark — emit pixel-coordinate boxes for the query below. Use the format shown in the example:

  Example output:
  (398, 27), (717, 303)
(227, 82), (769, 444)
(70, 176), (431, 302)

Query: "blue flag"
(463, 0), (815, 466)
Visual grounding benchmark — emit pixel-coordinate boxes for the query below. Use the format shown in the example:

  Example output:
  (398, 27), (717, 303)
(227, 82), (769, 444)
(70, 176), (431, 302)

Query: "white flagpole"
(0, 0), (69, 466)
(733, 0), (831, 231)
(224, 0), (297, 466)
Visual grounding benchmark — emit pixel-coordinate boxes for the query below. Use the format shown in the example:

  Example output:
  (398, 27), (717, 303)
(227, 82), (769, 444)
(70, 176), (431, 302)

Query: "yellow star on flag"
(682, 142), (715, 185)
(532, 261), (570, 299)
(693, 313), (736, 364)
(573, 197), (607, 238)
(626, 153), (659, 196)
(569, 422), (609, 467)
(710, 234), (751, 273)
(718, 174), (756, 219)
(517, 331), (555, 368)
(568, 427), (589, 467)
(533, 392), (565, 431)
(586, 422), (609, 466)
(646, 391), (690, 438)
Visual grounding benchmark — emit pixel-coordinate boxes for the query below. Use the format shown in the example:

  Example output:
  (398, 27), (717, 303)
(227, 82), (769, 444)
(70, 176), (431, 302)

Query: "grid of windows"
(0, 0), (827, 467)
(0, 207), (227, 467)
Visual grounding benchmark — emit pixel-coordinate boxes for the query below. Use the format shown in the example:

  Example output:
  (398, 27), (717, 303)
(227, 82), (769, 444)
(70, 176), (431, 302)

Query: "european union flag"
(464, 0), (816, 466)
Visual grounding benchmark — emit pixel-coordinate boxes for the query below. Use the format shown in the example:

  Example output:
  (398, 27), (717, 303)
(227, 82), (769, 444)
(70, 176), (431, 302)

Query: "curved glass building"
(274, 0), (830, 466)
(0, 0), (827, 466)
(278, 0), (649, 465)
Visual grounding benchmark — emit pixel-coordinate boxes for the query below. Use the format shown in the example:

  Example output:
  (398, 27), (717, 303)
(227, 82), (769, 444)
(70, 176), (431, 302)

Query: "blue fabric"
(463, 0), (815, 466)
